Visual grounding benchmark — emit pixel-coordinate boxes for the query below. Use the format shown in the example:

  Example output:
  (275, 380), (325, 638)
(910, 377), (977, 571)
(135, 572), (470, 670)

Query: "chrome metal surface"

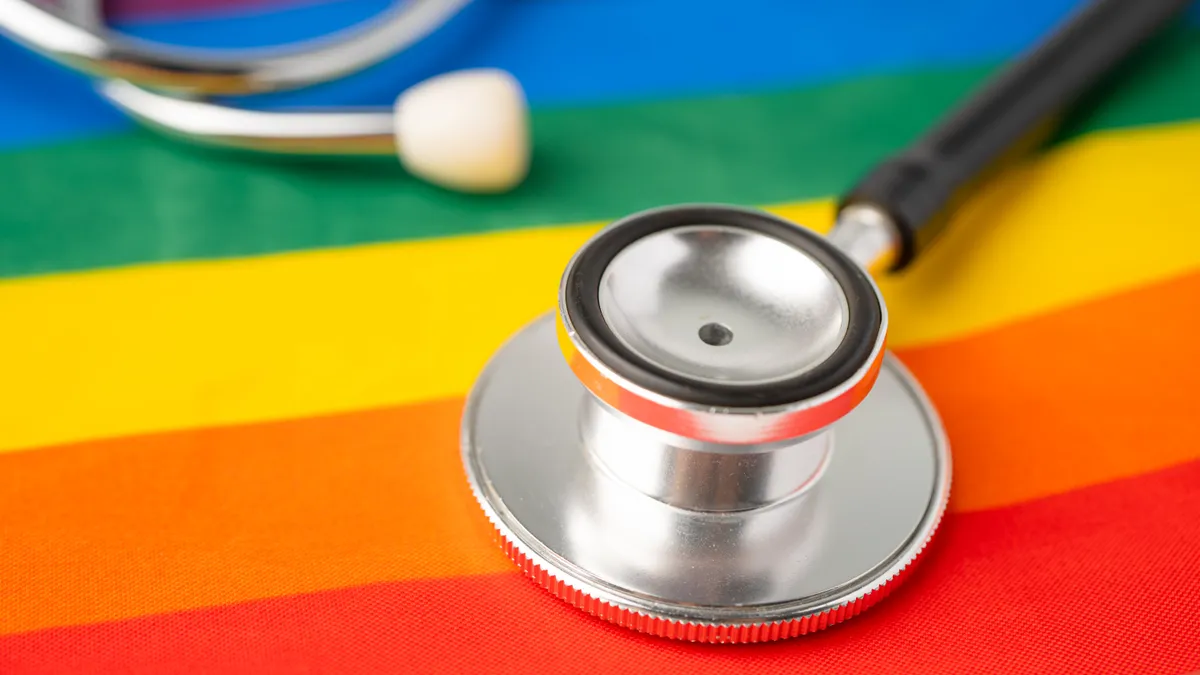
(597, 224), (850, 387)
(0, 0), (471, 95)
(559, 206), (889, 445)
(55, 0), (101, 31)
(463, 312), (950, 630)
(99, 80), (397, 156)
(827, 203), (901, 273)
(581, 397), (832, 512)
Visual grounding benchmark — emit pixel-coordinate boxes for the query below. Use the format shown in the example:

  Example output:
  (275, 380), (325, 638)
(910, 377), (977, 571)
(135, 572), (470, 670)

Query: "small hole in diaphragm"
(698, 322), (733, 347)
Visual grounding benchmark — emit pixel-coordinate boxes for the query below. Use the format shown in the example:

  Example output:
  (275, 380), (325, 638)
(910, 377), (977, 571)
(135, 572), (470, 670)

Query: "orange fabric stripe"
(904, 269), (1200, 512)
(2, 271), (1199, 635)
(4, 460), (1199, 673)
(0, 399), (511, 635)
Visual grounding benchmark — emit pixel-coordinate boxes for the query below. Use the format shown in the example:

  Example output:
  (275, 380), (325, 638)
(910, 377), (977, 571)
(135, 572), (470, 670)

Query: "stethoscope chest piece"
(462, 205), (951, 643)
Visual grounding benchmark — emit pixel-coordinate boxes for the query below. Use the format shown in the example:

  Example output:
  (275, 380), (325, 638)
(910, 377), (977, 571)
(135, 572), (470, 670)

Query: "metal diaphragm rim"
(559, 204), (883, 409)
(461, 312), (951, 633)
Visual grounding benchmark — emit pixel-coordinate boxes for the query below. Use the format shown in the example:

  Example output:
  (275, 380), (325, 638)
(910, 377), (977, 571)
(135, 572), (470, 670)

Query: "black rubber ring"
(563, 205), (883, 408)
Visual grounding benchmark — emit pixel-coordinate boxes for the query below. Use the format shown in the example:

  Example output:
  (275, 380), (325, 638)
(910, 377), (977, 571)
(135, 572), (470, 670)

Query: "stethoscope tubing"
(834, 0), (1194, 274)
(0, 0), (471, 96)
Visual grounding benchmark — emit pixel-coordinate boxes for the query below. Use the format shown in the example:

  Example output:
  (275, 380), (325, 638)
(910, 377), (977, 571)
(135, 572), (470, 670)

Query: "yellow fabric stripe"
(1, 121), (1198, 454)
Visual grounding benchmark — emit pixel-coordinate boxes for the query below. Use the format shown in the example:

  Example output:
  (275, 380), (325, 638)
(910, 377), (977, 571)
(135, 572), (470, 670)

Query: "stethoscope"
(458, 0), (1190, 644)
(0, 0), (531, 193)
(2, 0), (1190, 646)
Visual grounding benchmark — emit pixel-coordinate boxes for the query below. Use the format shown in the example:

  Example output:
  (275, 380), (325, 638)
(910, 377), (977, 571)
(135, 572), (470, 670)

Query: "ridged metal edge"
(466, 466), (951, 644)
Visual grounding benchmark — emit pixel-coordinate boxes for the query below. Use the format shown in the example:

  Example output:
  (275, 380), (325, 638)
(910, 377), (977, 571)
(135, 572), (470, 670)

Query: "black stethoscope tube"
(840, 0), (1193, 272)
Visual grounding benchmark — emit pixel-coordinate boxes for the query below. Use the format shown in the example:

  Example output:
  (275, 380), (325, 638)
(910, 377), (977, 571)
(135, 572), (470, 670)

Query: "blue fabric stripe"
(1, 0), (1197, 149)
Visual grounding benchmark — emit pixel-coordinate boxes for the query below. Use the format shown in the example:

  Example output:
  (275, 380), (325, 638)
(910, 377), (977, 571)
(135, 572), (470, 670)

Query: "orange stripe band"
(2, 271), (1199, 635)
(3, 460), (1198, 672)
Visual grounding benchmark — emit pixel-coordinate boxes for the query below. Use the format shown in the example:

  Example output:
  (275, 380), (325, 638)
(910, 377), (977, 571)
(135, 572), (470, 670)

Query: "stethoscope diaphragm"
(461, 205), (951, 642)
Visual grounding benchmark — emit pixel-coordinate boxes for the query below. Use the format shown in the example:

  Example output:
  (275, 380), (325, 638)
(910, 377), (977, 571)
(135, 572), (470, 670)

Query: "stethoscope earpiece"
(393, 68), (530, 193)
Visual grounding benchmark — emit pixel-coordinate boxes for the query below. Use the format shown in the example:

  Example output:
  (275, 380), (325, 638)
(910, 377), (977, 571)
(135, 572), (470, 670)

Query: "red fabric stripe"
(4, 461), (1199, 674)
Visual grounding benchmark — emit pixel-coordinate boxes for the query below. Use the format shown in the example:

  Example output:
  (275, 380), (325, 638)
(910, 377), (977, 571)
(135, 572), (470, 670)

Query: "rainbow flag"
(2, 0), (1199, 671)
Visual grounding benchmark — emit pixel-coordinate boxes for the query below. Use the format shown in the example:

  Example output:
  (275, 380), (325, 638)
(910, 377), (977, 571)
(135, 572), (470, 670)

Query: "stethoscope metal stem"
(826, 203), (901, 274)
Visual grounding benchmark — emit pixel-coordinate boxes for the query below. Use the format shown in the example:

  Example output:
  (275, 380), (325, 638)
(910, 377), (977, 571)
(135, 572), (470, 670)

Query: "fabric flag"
(1, 0), (1199, 672)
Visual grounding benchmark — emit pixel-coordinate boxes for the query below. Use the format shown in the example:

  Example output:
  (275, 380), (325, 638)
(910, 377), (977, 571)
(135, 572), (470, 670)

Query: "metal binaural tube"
(0, 0), (472, 96)
(53, 0), (103, 31)
(98, 80), (398, 156)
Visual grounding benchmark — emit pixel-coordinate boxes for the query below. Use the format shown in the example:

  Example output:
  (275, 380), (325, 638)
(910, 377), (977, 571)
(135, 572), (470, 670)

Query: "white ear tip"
(394, 68), (531, 193)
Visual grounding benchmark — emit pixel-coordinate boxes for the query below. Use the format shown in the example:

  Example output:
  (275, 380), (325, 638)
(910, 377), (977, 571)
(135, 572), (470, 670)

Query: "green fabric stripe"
(1, 27), (1197, 280)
